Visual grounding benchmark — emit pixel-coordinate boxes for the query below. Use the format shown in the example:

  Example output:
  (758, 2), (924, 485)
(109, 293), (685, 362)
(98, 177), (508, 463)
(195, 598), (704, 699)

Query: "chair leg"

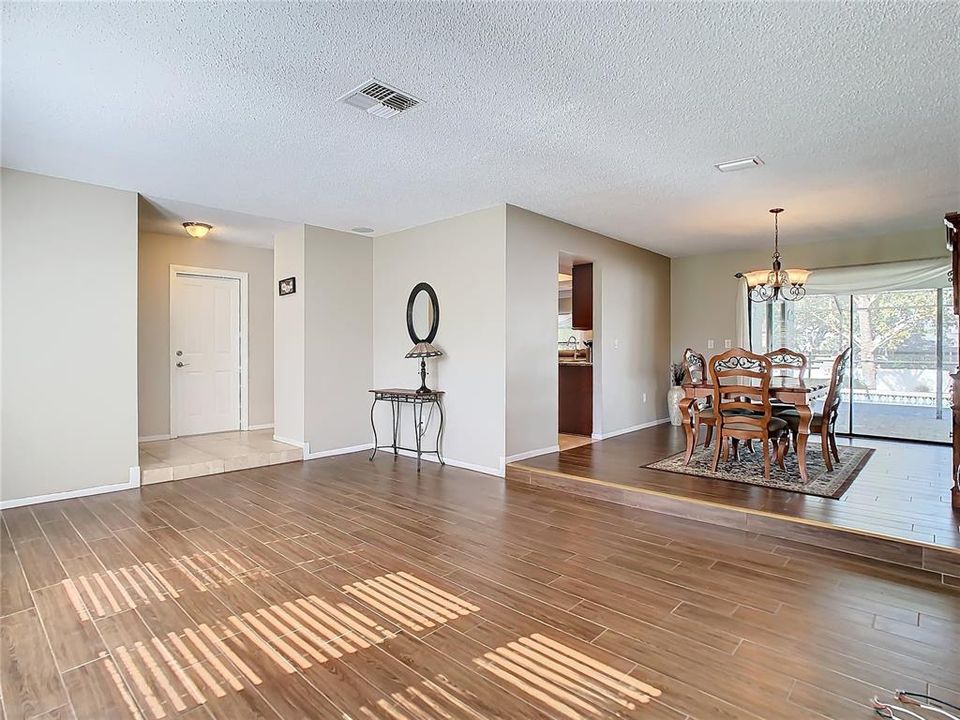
(731, 438), (740, 461)
(829, 429), (840, 463)
(711, 430), (723, 471)
(821, 424), (833, 472)
(762, 434), (771, 480)
(745, 439), (754, 454)
(704, 424), (713, 449)
(721, 438), (730, 461)
(776, 436), (787, 470)
(791, 430), (798, 453)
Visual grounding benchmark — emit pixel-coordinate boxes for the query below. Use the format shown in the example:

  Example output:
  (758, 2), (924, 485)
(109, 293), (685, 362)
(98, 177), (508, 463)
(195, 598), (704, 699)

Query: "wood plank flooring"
(1, 451), (958, 719)
(514, 425), (960, 552)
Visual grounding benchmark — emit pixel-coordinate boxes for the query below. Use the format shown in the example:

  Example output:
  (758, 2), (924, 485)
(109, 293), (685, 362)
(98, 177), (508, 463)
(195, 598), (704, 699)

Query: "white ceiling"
(139, 195), (297, 248)
(3, 2), (958, 257)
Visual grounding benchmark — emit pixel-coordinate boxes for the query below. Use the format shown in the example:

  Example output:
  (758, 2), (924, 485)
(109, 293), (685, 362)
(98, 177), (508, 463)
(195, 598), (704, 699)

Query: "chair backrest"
(682, 348), (708, 384)
(823, 347), (851, 426)
(709, 348), (774, 432)
(765, 347), (808, 382)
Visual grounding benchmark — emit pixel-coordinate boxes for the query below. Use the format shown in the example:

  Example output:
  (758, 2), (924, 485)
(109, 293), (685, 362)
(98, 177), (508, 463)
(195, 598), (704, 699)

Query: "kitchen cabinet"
(559, 363), (593, 436)
(572, 263), (593, 330)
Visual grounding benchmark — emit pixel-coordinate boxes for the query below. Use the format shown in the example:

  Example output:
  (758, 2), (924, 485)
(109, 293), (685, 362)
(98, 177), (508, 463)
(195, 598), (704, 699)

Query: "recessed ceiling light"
(714, 156), (764, 172)
(351, 226), (374, 234)
(183, 222), (212, 238)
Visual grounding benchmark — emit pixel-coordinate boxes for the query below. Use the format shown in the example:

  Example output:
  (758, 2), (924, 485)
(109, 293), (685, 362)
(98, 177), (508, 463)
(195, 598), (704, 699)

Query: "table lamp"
(405, 342), (443, 393)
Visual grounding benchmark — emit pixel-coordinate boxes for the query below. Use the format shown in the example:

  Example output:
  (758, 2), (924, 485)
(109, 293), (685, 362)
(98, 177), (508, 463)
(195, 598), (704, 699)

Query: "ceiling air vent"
(714, 156), (764, 172)
(338, 78), (422, 119)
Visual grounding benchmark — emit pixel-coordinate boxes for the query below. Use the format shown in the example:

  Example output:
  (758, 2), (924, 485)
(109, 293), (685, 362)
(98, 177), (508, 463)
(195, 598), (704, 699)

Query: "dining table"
(680, 378), (829, 483)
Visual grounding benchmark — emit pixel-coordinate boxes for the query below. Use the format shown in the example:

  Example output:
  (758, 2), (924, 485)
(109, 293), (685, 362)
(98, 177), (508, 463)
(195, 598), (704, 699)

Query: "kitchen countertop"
(559, 360), (592, 366)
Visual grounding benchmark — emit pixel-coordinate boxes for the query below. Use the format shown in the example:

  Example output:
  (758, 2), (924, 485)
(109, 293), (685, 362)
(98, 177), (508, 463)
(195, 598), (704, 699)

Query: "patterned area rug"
(644, 443), (874, 498)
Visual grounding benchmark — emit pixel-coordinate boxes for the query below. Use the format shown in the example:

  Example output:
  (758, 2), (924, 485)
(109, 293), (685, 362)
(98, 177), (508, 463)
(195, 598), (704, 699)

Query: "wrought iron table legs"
(368, 396), (379, 461)
(368, 395), (444, 471)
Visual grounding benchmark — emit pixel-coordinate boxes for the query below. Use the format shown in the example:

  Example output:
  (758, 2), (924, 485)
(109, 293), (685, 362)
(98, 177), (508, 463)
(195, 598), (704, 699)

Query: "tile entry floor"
(139, 429), (302, 485)
(558, 433), (594, 451)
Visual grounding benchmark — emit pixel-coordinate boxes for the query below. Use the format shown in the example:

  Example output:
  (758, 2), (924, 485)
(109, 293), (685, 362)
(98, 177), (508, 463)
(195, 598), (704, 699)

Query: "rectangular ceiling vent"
(338, 78), (422, 119)
(714, 156), (764, 172)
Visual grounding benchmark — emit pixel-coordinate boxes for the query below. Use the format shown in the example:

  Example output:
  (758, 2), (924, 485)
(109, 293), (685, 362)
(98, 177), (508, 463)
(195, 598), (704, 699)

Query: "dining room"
(507, 212), (960, 586)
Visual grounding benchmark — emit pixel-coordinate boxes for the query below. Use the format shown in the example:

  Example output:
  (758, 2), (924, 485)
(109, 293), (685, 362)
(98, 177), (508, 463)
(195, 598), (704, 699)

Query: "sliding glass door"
(751, 287), (953, 443)
(850, 288), (952, 442)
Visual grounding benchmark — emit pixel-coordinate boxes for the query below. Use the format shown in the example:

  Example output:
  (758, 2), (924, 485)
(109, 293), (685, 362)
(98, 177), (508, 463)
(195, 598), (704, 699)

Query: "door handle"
(176, 361), (190, 368)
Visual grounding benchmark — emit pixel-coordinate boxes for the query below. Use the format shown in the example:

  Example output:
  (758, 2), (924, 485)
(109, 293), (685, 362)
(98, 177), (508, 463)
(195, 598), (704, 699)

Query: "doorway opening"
(137, 199), (302, 484)
(558, 253), (595, 450)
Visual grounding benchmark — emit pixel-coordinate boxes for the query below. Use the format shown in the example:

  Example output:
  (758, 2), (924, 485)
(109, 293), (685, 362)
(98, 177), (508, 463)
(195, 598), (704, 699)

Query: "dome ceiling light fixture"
(183, 222), (212, 238)
(351, 226), (374, 234)
(738, 208), (810, 303)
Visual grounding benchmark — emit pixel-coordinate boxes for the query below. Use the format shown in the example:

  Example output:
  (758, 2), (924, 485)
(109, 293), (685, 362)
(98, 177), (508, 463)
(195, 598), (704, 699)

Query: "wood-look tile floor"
(2, 452), (958, 720)
(517, 425), (960, 551)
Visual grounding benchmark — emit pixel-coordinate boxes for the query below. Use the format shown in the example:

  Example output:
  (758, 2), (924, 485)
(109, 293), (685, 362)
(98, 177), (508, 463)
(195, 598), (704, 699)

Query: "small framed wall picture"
(278, 277), (296, 296)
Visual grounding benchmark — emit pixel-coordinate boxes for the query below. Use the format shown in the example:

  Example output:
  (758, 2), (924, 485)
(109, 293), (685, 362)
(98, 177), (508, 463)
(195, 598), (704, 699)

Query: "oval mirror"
(406, 283), (439, 344)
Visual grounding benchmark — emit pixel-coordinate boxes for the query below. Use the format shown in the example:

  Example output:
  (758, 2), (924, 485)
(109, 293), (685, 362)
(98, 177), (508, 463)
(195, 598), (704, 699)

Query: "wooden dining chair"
(709, 349), (790, 480)
(682, 348), (708, 384)
(780, 347), (851, 472)
(682, 348), (715, 448)
(765, 348), (808, 417)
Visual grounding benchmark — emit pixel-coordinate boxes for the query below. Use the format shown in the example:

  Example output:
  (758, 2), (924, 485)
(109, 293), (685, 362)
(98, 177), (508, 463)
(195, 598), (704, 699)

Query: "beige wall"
(303, 225), (374, 454)
(138, 232), (274, 437)
(671, 228), (949, 360)
(273, 225), (306, 444)
(505, 205), (672, 457)
(2, 168), (139, 505)
(373, 207), (507, 475)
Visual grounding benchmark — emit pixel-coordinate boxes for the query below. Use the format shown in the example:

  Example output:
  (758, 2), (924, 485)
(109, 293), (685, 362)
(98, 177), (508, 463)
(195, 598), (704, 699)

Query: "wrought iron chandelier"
(741, 208), (810, 302)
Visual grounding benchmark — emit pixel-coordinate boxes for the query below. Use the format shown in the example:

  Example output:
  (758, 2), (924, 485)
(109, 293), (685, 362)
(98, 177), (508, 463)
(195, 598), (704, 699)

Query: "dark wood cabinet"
(572, 263), (593, 330)
(559, 364), (593, 436)
(946, 211), (960, 508)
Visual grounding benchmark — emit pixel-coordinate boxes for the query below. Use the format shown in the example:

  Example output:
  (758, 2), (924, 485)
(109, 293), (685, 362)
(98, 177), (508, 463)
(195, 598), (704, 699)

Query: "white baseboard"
(0, 467), (141, 510)
(394, 449), (504, 478)
(139, 434), (171, 442)
(505, 445), (560, 464)
(248, 423), (274, 431)
(592, 417), (670, 440)
(304, 443), (373, 460)
(273, 435), (307, 450)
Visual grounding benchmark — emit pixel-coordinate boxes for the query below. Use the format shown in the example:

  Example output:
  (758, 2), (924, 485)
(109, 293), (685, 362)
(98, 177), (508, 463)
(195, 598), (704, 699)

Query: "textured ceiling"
(3, 2), (958, 257)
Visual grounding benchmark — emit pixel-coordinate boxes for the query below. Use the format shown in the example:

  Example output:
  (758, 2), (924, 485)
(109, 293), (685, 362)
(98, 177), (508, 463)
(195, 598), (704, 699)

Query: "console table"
(368, 388), (445, 471)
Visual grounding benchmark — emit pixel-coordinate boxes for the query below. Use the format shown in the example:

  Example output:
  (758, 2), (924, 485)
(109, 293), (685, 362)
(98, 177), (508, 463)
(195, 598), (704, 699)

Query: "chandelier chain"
(773, 212), (779, 259)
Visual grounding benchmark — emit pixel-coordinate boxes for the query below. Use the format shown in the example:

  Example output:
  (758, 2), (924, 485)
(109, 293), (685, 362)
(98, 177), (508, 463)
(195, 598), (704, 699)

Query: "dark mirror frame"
(406, 282), (439, 344)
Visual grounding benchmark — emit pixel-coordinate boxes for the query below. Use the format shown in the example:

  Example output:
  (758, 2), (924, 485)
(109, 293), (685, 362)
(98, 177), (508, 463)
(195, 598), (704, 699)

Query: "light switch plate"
(642, 393), (647, 403)
(724, 339), (732, 349)
(707, 339), (715, 349)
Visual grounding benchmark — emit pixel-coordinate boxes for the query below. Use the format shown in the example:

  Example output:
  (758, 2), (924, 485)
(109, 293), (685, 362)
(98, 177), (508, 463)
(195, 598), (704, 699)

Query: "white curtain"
(804, 258), (949, 296)
(734, 275), (751, 350)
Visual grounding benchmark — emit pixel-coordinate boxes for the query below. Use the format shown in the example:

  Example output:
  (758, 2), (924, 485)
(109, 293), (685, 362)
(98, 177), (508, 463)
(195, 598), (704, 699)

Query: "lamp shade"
(743, 269), (769, 288)
(405, 342), (443, 359)
(785, 268), (811, 285)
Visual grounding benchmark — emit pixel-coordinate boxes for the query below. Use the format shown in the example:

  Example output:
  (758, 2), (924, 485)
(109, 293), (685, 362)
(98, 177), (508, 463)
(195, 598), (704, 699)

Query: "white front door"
(172, 272), (241, 436)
